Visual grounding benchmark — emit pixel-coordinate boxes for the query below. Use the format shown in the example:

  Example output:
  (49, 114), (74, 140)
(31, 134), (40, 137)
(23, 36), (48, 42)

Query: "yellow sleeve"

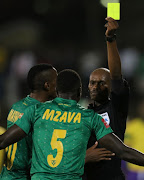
(0, 126), (6, 174)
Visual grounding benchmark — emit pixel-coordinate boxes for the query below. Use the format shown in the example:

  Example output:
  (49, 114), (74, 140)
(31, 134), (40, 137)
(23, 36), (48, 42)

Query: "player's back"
(29, 97), (105, 180)
(0, 96), (40, 180)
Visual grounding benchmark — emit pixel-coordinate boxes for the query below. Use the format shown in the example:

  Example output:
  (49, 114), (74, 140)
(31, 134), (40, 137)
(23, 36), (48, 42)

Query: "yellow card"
(107, 3), (120, 20)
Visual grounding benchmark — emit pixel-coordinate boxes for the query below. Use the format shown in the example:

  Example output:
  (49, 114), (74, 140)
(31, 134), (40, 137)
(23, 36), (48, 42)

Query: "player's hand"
(85, 141), (115, 163)
(105, 17), (119, 37)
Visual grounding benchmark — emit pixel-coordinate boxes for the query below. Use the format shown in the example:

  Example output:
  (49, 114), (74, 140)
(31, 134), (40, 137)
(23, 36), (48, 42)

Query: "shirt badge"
(18, 113), (24, 119)
(99, 112), (110, 125)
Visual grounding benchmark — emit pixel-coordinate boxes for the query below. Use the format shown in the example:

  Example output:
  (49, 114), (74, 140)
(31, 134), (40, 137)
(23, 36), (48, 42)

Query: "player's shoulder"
(76, 103), (95, 116)
(10, 97), (27, 109)
(34, 100), (53, 109)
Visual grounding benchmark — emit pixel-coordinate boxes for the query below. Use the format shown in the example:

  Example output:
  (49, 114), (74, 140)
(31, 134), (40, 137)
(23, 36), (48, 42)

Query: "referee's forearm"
(107, 41), (122, 79)
(99, 133), (144, 166)
(121, 145), (144, 166)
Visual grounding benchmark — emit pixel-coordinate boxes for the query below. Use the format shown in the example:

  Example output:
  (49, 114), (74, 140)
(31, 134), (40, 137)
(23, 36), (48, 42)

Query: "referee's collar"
(88, 99), (110, 110)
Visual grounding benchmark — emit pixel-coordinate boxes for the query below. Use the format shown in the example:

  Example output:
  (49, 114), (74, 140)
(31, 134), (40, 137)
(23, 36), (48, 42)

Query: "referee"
(84, 17), (129, 180)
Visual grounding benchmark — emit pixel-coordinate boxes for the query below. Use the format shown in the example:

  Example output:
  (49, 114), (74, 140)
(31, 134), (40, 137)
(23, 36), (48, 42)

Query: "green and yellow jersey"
(0, 96), (40, 180)
(15, 97), (113, 180)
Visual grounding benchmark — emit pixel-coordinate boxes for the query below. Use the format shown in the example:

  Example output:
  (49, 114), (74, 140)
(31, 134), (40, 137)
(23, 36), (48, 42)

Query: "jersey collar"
(26, 95), (40, 103)
(53, 97), (77, 108)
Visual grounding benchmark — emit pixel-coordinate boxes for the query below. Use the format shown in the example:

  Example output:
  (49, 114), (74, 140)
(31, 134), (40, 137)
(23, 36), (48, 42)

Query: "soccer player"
(0, 64), (57, 180)
(1, 69), (144, 180)
(84, 17), (129, 179)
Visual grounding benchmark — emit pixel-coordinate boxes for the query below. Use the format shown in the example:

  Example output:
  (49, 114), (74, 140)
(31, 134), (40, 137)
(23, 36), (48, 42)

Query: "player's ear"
(44, 82), (50, 91)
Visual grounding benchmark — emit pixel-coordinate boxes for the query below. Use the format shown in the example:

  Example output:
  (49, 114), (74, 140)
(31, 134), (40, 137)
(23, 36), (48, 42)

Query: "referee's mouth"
(90, 91), (99, 99)
(90, 90), (99, 95)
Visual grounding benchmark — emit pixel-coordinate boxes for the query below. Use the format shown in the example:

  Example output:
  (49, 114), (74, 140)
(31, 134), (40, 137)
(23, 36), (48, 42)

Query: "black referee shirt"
(84, 78), (129, 180)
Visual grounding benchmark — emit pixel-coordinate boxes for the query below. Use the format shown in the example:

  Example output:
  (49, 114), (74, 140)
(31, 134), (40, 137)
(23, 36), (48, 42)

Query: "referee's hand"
(85, 141), (115, 163)
(105, 17), (119, 37)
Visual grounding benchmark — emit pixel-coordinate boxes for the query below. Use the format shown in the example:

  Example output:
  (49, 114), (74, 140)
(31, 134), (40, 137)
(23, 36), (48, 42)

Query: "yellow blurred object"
(0, 126), (6, 174)
(124, 118), (144, 172)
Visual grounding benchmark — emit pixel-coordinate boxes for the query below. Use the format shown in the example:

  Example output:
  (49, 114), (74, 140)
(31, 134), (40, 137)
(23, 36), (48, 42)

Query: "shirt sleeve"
(15, 105), (35, 134)
(92, 113), (113, 141)
(111, 78), (129, 115)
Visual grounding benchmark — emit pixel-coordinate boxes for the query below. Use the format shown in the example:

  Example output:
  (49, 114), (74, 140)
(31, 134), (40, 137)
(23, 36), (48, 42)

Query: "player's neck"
(58, 93), (79, 102)
(30, 92), (50, 102)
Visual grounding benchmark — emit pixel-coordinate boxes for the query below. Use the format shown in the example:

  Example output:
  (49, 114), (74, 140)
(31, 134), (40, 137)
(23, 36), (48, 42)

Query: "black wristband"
(106, 34), (116, 42)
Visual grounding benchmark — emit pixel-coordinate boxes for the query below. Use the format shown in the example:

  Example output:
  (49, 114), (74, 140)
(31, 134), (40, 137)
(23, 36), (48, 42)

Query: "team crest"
(51, 160), (56, 166)
(18, 113), (24, 119)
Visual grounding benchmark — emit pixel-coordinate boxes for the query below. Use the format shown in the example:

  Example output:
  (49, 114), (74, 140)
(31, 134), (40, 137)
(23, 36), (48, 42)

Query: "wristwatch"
(106, 34), (116, 42)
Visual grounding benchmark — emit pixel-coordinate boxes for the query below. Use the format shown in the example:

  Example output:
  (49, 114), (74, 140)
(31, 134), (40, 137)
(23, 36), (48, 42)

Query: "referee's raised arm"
(105, 17), (121, 80)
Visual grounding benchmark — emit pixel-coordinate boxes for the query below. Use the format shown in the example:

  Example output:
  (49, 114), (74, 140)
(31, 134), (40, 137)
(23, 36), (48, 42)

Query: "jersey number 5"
(47, 129), (66, 168)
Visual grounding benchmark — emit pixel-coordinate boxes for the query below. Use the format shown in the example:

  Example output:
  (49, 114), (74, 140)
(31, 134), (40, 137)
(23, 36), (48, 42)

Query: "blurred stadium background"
(0, 0), (144, 179)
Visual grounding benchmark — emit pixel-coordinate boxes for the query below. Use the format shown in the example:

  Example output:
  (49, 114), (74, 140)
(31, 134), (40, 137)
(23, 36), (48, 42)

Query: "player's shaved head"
(27, 64), (57, 92)
(57, 69), (82, 93)
(57, 69), (82, 101)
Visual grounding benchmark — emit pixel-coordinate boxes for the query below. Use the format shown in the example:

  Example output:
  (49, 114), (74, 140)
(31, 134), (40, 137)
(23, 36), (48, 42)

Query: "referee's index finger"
(105, 17), (115, 22)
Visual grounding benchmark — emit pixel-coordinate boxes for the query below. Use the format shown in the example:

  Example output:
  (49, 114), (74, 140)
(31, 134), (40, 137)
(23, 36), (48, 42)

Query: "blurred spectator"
(78, 50), (105, 97)
(120, 48), (140, 82)
(134, 53), (144, 96)
(4, 51), (36, 108)
(124, 100), (144, 180)
(0, 46), (8, 99)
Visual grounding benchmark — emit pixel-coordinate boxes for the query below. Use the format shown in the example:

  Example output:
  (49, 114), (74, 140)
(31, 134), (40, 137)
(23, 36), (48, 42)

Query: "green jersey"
(0, 96), (40, 180)
(15, 97), (113, 180)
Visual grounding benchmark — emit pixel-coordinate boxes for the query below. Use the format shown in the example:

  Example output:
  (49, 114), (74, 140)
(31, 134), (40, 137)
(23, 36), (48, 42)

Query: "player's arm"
(98, 133), (144, 166)
(105, 17), (121, 79)
(85, 141), (115, 163)
(86, 114), (115, 164)
(0, 124), (26, 150)
(0, 105), (35, 150)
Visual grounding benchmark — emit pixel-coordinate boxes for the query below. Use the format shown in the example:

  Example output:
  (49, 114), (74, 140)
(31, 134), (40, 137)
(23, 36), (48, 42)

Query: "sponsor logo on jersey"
(101, 118), (110, 128)
(7, 109), (24, 123)
(42, 109), (81, 123)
